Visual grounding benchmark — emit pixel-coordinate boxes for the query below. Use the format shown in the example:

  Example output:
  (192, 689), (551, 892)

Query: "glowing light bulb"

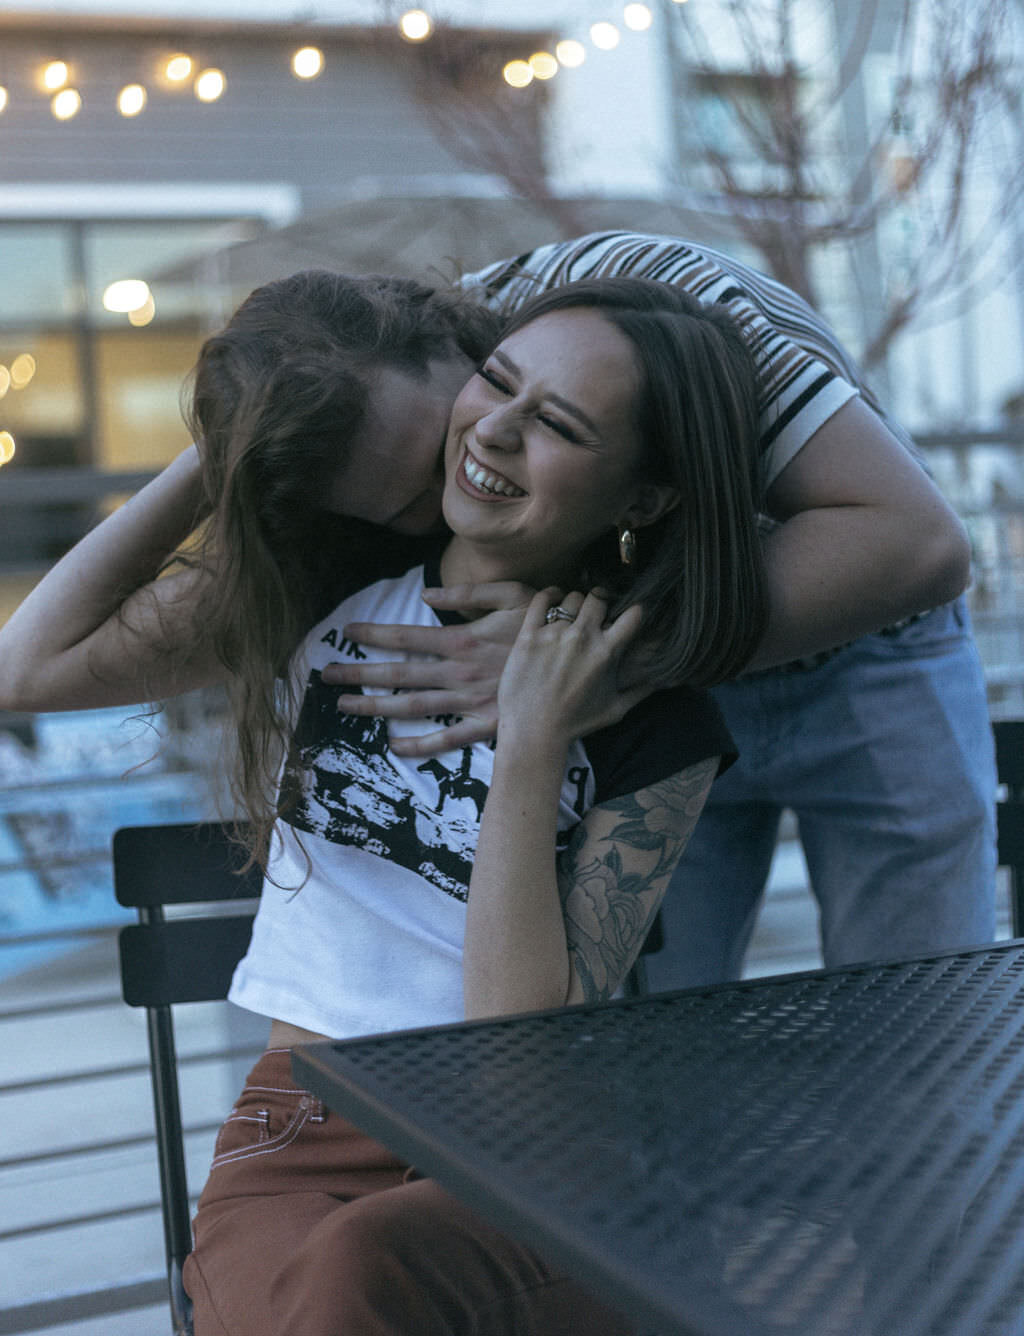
(623, 4), (653, 30)
(52, 88), (82, 120)
(165, 54), (193, 82)
(502, 60), (534, 89)
(42, 61), (69, 91)
(399, 10), (432, 42)
(555, 40), (586, 68)
(292, 46), (324, 79)
(590, 22), (621, 50)
(129, 294), (157, 327)
(118, 84), (147, 116)
(103, 280), (152, 314)
(528, 52), (558, 80)
(194, 69), (226, 102)
(0, 432), (15, 465)
(10, 354), (36, 389)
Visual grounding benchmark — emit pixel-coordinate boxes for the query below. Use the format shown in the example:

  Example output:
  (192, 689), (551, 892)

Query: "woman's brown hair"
(499, 276), (769, 687)
(177, 269), (767, 869)
(179, 269), (499, 865)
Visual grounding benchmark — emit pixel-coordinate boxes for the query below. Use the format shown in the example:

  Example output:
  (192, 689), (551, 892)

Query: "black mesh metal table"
(292, 942), (1024, 1336)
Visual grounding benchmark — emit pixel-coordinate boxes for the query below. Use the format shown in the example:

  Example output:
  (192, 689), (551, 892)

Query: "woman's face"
(442, 309), (647, 585)
(323, 354), (474, 534)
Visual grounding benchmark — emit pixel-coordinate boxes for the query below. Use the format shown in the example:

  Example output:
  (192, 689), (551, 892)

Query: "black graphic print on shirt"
(279, 670), (493, 902)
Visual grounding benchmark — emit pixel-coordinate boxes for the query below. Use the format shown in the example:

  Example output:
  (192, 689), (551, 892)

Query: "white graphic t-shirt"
(229, 561), (735, 1039)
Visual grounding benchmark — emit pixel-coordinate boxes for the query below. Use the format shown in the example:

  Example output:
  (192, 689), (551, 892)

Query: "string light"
(117, 84), (147, 117)
(590, 22), (621, 50)
(51, 88), (82, 120)
(292, 46), (324, 79)
(10, 354), (36, 389)
(0, 432), (15, 466)
(623, 4), (653, 30)
(41, 60), (69, 92)
(164, 54), (193, 82)
(194, 68), (226, 102)
(528, 52), (559, 80)
(399, 10), (433, 42)
(129, 294), (157, 327)
(555, 40), (586, 68)
(502, 60), (534, 89)
(103, 279), (152, 314)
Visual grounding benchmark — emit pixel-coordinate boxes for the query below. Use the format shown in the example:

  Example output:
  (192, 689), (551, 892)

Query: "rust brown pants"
(183, 1049), (636, 1336)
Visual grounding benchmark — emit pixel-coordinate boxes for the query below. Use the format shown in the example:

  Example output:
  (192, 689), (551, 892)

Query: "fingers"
(389, 714), (498, 758)
(422, 581), (544, 612)
(339, 622), (448, 655)
(322, 658), (453, 689)
(334, 688), (491, 719)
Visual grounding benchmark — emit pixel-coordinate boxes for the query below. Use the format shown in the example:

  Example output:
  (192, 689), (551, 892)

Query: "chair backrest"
(114, 822), (261, 1336)
(994, 722), (1024, 937)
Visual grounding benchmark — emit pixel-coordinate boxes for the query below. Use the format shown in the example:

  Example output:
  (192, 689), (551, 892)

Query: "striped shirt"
(460, 229), (927, 667)
(460, 229), (921, 502)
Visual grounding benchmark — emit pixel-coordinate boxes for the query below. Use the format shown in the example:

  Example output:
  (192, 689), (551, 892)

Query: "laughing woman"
(177, 276), (768, 1336)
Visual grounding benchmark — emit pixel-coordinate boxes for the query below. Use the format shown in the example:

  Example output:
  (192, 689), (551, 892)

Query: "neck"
(439, 538), (579, 600)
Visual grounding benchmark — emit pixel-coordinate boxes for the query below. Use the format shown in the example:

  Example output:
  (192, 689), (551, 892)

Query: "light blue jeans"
(646, 596), (998, 989)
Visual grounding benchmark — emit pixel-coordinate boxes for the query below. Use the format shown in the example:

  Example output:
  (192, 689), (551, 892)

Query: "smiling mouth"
(462, 449), (526, 498)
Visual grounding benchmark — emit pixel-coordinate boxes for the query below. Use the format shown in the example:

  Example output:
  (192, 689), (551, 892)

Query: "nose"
(473, 401), (522, 453)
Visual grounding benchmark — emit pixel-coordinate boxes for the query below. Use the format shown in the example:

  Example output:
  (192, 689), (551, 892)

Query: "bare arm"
(462, 589), (715, 1020)
(746, 396), (971, 671)
(0, 446), (225, 711)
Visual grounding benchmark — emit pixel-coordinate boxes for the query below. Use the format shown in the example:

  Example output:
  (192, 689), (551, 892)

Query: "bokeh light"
(555, 40), (586, 68)
(0, 432), (15, 466)
(195, 69), (226, 102)
(51, 88), (82, 120)
(42, 61), (69, 92)
(10, 354), (36, 389)
(0, 87), (9, 113)
(117, 84), (147, 116)
(399, 10), (433, 42)
(528, 52), (559, 80)
(623, 4), (653, 30)
(502, 60), (534, 89)
(292, 46), (324, 79)
(0, 366), (10, 397)
(590, 22), (621, 50)
(103, 279), (152, 314)
(128, 294), (157, 327)
(165, 54), (193, 82)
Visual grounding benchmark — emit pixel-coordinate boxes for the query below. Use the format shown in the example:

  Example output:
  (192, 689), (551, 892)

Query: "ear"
(621, 482), (680, 532)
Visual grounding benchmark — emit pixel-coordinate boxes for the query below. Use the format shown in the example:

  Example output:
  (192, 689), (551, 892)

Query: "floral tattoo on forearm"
(557, 757), (718, 1001)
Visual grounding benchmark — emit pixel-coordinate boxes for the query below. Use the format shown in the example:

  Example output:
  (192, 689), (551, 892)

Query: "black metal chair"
(995, 720), (1024, 936)
(114, 821), (262, 1336)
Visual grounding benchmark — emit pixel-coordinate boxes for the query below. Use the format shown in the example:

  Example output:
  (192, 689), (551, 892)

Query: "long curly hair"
(180, 270), (499, 865)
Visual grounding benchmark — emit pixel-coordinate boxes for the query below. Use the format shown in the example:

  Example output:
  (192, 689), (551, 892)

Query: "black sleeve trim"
(583, 686), (737, 805)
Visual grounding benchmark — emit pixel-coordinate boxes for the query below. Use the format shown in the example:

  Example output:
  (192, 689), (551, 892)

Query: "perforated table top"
(292, 942), (1024, 1336)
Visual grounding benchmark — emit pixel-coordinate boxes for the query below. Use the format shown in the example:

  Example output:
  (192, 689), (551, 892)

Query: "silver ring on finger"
(544, 605), (577, 625)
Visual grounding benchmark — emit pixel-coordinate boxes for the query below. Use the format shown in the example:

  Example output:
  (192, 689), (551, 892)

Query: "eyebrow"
(491, 348), (602, 438)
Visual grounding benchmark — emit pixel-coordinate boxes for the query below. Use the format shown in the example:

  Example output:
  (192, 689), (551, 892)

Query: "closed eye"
(539, 414), (582, 444)
(476, 364), (513, 394)
(478, 362), (585, 445)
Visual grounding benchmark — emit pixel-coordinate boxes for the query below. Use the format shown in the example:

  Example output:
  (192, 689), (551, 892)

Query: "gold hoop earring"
(618, 524), (636, 566)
